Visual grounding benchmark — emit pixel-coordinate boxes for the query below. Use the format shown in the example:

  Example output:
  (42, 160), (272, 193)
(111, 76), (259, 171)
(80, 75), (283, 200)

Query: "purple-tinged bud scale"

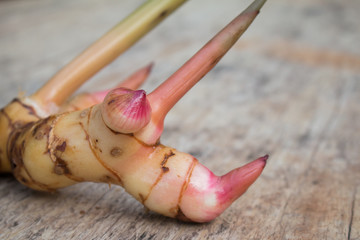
(101, 88), (152, 133)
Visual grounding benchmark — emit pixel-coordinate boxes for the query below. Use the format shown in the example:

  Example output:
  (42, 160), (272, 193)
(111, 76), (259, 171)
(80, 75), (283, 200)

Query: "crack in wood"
(272, 77), (353, 237)
(348, 186), (357, 240)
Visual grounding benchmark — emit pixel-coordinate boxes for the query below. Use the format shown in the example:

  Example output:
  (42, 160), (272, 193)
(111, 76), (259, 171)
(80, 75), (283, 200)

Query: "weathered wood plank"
(1, 0), (359, 239)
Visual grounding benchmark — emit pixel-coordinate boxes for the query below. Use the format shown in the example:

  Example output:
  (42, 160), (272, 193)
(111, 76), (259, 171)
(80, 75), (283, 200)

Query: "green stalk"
(33, 0), (187, 110)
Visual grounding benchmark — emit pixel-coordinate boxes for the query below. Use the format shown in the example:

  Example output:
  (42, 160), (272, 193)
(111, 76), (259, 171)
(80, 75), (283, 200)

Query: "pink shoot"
(90, 63), (154, 102)
(60, 63), (153, 112)
(135, 0), (267, 144)
(31, 0), (187, 111)
(0, 0), (270, 223)
(179, 155), (268, 222)
(118, 63), (154, 90)
(93, 62), (154, 100)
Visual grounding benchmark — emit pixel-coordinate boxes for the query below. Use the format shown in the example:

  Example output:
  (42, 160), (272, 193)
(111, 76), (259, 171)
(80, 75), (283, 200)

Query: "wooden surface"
(1, 0), (359, 239)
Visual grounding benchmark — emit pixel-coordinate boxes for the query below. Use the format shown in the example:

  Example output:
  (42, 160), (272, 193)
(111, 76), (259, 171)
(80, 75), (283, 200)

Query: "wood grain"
(1, 0), (359, 239)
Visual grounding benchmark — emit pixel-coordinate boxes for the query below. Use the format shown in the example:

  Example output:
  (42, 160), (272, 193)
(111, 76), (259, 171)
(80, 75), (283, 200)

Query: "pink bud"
(101, 88), (152, 133)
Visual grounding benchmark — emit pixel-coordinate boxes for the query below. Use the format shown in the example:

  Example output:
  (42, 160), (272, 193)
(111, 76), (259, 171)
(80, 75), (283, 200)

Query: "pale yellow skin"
(0, 0), (268, 222)
(0, 98), (217, 221)
(0, 98), (43, 173)
(0, 96), (267, 223)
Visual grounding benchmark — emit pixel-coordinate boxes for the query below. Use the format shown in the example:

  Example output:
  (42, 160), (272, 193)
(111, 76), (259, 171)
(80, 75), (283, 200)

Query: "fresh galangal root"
(0, 0), (268, 223)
